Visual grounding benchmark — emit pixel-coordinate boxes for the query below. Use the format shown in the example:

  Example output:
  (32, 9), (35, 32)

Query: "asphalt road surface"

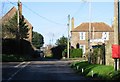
(2, 59), (92, 82)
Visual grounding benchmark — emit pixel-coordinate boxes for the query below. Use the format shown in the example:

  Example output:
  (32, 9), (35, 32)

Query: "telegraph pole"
(88, 0), (92, 63)
(114, 0), (119, 71)
(67, 15), (70, 59)
(17, 0), (20, 40)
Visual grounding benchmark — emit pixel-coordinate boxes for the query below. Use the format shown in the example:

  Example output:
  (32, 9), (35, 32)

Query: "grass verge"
(2, 54), (31, 62)
(70, 61), (120, 80)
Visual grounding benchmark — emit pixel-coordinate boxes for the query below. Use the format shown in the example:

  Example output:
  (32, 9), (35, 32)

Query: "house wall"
(71, 31), (114, 53)
(71, 32), (79, 48)
(71, 30), (114, 65)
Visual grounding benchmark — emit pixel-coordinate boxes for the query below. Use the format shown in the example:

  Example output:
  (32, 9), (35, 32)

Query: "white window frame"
(102, 32), (109, 40)
(79, 45), (86, 54)
(79, 32), (85, 40)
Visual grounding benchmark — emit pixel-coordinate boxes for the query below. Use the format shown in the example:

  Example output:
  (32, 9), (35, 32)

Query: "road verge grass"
(70, 61), (120, 80)
(2, 54), (31, 62)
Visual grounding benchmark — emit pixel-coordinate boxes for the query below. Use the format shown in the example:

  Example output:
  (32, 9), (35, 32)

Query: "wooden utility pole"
(114, 0), (119, 71)
(17, 0), (20, 40)
(88, 0), (92, 63)
(67, 15), (70, 59)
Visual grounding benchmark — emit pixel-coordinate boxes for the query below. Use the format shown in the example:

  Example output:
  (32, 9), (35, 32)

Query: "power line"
(22, 3), (66, 26)
(6, 0), (66, 26)
(6, 0), (17, 6)
(71, 2), (87, 17)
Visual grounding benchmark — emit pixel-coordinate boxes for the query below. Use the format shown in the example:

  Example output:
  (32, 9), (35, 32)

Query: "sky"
(1, 0), (117, 46)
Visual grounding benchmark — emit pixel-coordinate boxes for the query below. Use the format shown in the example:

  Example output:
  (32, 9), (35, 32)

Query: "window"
(102, 32), (109, 40)
(79, 45), (85, 54)
(79, 32), (85, 40)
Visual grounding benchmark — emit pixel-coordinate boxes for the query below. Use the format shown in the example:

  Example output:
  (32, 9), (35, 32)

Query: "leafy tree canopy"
(32, 31), (44, 49)
(55, 36), (67, 46)
(2, 12), (28, 39)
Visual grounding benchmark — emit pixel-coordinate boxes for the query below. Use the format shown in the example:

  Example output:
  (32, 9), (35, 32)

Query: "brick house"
(2, 2), (33, 42)
(71, 17), (114, 55)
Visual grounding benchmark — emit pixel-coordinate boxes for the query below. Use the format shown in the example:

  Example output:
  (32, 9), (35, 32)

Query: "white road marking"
(21, 62), (30, 67)
(7, 61), (31, 82)
(14, 62), (26, 68)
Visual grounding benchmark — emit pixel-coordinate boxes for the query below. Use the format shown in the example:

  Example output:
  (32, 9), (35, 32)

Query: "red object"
(112, 45), (120, 59)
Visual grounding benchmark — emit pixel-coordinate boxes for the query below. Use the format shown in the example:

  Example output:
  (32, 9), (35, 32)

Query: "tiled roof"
(2, 7), (17, 21)
(2, 7), (33, 29)
(72, 22), (114, 32)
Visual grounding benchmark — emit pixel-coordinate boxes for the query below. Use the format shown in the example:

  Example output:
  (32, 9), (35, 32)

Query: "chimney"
(71, 17), (74, 30)
(18, 1), (22, 17)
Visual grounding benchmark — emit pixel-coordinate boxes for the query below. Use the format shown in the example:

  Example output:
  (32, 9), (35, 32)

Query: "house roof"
(72, 22), (114, 32)
(2, 7), (17, 21)
(2, 7), (33, 29)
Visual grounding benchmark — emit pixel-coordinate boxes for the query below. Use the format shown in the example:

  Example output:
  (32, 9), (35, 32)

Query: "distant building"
(71, 17), (114, 54)
(2, 2), (33, 42)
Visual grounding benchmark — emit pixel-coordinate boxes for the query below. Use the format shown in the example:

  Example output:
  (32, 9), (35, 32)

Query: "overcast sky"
(1, 0), (116, 46)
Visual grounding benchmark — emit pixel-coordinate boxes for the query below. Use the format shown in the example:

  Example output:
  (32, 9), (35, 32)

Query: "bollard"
(91, 70), (93, 77)
(76, 66), (79, 70)
(82, 68), (84, 73)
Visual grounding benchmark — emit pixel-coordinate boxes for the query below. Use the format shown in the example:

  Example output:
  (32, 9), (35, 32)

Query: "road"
(2, 59), (92, 82)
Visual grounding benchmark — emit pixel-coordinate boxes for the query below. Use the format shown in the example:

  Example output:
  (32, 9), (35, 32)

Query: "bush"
(51, 45), (66, 59)
(2, 38), (34, 55)
(70, 49), (83, 58)
(91, 44), (105, 64)
(62, 49), (67, 57)
(62, 49), (83, 58)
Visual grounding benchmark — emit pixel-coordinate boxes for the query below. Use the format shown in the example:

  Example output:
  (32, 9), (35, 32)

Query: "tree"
(2, 13), (18, 38)
(32, 31), (44, 49)
(55, 36), (67, 46)
(2, 13), (28, 39)
(19, 15), (29, 39)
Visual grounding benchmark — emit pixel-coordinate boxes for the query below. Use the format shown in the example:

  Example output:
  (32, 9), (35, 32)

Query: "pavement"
(2, 58), (92, 82)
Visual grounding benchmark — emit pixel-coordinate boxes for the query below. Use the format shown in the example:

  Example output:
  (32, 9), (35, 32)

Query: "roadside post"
(113, 0), (120, 71)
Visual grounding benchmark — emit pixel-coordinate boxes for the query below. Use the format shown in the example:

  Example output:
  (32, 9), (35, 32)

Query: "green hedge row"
(62, 49), (83, 58)
(70, 49), (83, 58)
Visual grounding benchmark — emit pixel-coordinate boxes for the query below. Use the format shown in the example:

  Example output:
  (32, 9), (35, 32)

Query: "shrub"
(70, 49), (83, 58)
(62, 49), (83, 58)
(51, 45), (66, 59)
(62, 49), (67, 57)
(2, 38), (34, 55)
(91, 44), (105, 64)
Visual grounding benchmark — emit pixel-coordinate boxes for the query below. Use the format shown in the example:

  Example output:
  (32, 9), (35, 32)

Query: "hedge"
(62, 49), (83, 58)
